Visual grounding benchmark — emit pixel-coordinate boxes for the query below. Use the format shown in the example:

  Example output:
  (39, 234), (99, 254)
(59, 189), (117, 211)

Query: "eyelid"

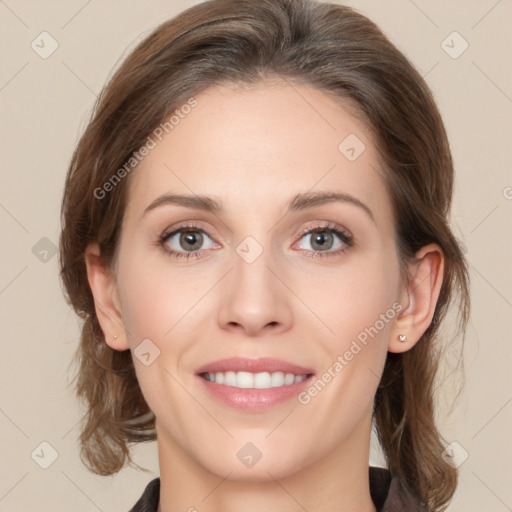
(160, 221), (216, 240)
(296, 221), (352, 240)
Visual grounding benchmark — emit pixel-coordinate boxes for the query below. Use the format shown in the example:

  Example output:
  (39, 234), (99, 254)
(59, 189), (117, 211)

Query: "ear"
(389, 243), (445, 353)
(84, 242), (130, 351)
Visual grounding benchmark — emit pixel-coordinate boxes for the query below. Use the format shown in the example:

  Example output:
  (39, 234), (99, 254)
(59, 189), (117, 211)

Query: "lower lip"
(196, 374), (315, 412)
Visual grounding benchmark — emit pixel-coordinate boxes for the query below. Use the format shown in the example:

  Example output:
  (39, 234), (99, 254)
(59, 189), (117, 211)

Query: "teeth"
(203, 371), (308, 389)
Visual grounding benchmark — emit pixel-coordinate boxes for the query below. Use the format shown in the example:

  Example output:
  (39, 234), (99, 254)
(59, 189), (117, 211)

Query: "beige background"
(0, 0), (511, 510)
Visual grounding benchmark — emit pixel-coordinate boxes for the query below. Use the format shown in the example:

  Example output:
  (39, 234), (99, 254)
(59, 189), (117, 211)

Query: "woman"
(58, 0), (470, 510)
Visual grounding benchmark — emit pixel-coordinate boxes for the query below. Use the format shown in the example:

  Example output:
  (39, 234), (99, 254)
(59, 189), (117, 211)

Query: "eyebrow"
(142, 191), (375, 223)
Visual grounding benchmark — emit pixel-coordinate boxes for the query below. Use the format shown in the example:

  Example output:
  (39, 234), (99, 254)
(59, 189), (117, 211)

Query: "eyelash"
(157, 222), (354, 261)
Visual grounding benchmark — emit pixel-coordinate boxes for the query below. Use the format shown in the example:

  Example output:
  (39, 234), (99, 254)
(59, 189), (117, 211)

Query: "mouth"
(194, 357), (315, 411)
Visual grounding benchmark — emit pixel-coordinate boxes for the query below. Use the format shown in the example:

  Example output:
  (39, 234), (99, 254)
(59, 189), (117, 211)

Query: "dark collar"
(129, 466), (424, 512)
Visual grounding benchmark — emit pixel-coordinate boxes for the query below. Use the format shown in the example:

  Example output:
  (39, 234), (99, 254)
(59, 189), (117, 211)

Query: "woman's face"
(111, 80), (404, 480)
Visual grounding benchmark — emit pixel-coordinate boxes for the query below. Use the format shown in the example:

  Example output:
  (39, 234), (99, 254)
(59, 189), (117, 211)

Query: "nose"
(217, 243), (293, 337)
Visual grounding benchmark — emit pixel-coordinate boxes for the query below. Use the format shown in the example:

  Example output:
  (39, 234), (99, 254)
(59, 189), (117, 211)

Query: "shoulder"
(370, 466), (429, 512)
(369, 465), (392, 509)
(128, 477), (160, 512)
(130, 469), (428, 512)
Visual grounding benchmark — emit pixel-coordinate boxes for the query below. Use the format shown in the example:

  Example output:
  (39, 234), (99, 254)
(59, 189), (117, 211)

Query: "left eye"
(296, 226), (352, 253)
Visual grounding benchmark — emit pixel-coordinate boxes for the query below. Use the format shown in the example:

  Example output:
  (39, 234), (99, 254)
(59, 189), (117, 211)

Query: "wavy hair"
(59, 1), (470, 510)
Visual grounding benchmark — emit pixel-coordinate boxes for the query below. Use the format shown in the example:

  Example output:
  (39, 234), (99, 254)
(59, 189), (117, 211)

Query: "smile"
(200, 371), (309, 389)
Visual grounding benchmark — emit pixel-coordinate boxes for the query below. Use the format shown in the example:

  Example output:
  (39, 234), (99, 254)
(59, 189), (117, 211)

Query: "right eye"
(159, 224), (219, 260)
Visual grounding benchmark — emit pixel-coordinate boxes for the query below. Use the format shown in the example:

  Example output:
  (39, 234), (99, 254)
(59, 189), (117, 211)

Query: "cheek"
(116, 250), (202, 342)
(302, 260), (399, 406)
(303, 255), (400, 343)
(300, 253), (401, 408)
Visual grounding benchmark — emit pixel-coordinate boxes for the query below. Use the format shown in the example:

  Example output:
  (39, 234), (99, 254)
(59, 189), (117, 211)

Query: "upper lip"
(195, 357), (315, 376)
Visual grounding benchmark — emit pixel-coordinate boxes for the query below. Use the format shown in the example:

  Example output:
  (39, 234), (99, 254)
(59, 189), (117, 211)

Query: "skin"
(85, 79), (444, 512)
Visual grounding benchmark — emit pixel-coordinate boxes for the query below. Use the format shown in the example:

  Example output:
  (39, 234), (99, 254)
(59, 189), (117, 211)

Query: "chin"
(195, 442), (311, 482)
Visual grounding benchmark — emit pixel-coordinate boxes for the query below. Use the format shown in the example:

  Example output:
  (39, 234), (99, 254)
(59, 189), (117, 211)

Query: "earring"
(398, 334), (407, 342)
(113, 335), (118, 340)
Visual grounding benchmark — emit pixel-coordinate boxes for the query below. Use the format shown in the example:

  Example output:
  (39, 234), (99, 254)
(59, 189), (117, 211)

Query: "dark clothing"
(128, 466), (425, 511)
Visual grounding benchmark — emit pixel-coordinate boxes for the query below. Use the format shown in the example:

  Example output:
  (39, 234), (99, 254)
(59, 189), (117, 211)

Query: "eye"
(157, 221), (354, 261)
(158, 223), (218, 260)
(295, 222), (354, 259)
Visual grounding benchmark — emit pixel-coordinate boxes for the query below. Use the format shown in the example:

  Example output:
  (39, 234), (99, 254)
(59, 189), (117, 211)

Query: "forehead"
(124, 79), (391, 225)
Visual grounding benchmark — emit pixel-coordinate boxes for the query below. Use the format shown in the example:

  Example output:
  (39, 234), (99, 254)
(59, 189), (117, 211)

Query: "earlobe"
(84, 243), (130, 351)
(389, 243), (444, 353)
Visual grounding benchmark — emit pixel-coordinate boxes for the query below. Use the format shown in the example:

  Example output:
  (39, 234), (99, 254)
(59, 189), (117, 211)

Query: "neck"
(156, 412), (377, 512)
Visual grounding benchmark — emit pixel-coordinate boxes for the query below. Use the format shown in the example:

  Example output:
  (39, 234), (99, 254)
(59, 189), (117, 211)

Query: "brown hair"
(59, 0), (470, 510)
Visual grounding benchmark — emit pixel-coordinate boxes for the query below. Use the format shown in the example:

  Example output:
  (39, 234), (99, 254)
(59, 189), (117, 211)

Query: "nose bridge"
(232, 233), (278, 305)
(230, 214), (278, 290)
(216, 230), (292, 334)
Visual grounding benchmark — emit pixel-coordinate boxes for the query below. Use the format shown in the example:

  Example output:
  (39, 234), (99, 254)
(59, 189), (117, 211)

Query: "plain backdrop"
(0, 1), (511, 511)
